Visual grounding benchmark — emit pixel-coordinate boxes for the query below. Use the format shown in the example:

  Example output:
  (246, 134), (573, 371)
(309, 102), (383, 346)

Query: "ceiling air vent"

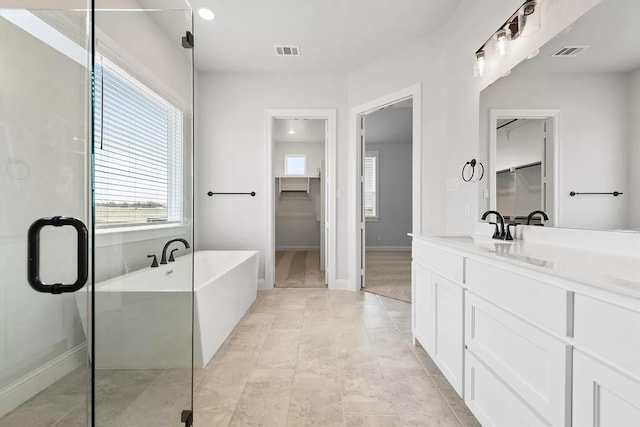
(275, 45), (300, 57)
(551, 46), (589, 57)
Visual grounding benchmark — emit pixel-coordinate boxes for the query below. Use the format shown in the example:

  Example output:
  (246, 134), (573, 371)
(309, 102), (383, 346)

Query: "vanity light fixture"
(473, 0), (542, 77)
(474, 50), (487, 77)
(494, 30), (510, 57)
(197, 7), (215, 21)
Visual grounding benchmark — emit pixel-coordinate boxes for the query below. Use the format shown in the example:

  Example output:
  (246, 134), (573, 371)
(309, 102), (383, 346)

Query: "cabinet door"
(432, 273), (464, 396)
(574, 351), (640, 427)
(413, 263), (435, 352)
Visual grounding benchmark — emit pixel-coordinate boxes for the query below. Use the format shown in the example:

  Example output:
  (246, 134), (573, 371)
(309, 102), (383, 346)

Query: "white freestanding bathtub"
(76, 250), (259, 369)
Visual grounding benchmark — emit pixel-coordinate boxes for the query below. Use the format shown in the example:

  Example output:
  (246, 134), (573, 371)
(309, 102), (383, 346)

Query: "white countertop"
(411, 234), (640, 301)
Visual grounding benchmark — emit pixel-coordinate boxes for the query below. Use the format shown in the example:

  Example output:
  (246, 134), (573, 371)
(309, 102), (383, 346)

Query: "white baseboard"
(335, 279), (352, 291)
(0, 344), (87, 418)
(275, 246), (321, 251)
(365, 246), (411, 252)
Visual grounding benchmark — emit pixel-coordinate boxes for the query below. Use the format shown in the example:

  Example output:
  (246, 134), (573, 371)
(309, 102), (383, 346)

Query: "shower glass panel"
(0, 1), (92, 424)
(92, 1), (194, 426)
(1, 1), (194, 426)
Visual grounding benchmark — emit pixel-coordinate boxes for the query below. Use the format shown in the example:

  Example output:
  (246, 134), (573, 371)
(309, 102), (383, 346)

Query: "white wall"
(481, 72), (629, 230)
(364, 107), (413, 248)
(629, 69), (640, 229)
(195, 72), (348, 281)
(195, 0), (602, 288)
(274, 141), (324, 177)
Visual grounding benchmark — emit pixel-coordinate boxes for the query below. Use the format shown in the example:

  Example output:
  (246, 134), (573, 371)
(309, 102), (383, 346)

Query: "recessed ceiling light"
(288, 128), (295, 135)
(198, 7), (215, 21)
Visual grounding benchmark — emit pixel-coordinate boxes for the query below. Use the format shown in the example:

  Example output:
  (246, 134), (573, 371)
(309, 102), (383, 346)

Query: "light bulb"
(494, 30), (509, 57)
(520, 1), (541, 38)
(198, 7), (215, 21)
(474, 51), (487, 77)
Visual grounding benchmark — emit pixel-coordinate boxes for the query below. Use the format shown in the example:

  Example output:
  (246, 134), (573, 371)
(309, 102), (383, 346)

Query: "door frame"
(349, 84), (422, 292)
(265, 109), (337, 289)
(489, 109), (560, 226)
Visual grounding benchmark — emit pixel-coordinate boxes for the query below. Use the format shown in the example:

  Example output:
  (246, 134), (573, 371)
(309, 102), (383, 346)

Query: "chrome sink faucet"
(160, 238), (190, 264)
(481, 210), (506, 240)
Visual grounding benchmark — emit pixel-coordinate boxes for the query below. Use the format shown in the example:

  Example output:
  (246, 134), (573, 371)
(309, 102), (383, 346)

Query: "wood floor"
(364, 250), (412, 303)
(275, 251), (326, 288)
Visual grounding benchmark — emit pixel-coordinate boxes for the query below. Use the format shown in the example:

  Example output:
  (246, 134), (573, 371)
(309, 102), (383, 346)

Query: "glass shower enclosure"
(0, 1), (194, 425)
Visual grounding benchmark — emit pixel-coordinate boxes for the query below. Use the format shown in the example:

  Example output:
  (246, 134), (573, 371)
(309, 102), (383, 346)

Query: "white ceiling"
(183, 0), (460, 73)
(513, 0), (640, 75)
(274, 118), (325, 143)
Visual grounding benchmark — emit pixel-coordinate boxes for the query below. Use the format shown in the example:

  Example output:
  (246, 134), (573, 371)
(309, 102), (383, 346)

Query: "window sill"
(95, 224), (188, 248)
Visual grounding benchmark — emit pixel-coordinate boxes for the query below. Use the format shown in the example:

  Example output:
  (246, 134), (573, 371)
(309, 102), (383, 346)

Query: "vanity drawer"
(465, 351), (548, 427)
(574, 294), (640, 379)
(412, 240), (463, 284)
(466, 293), (570, 427)
(465, 259), (571, 336)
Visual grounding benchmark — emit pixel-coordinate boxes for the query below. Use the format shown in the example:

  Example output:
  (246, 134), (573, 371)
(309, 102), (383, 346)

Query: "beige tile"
(256, 329), (301, 368)
(273, 309), (305, 329)
(287, 376), (343, 426)
(340, 366), (397, 416)
(344, 415), (404, 427)
(440, 385), (482, 427)
(229, 369), (295, 426)
(383, 367), (460, 426)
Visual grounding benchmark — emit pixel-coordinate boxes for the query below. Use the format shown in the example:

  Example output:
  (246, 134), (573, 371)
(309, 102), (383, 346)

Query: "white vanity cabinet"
(411, 235), (640, 427)
(412, 239), (465, 396)
(572, 295), (640, 426)
(464, 261), (572, 427)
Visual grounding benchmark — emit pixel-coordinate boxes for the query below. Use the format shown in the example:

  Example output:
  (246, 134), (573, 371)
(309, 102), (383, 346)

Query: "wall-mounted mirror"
(480, 0), (640, 232)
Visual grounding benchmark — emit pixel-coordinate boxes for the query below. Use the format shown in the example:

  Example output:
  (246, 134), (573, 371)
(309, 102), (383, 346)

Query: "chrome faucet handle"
(168, 248), (179, 262)
(147, 254), (159, 268)
(505, 223), (518, 241)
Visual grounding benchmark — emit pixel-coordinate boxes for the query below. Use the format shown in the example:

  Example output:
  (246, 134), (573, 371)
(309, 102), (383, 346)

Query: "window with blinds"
(364, 151), (378, 219)
(94, 57), (183, 228)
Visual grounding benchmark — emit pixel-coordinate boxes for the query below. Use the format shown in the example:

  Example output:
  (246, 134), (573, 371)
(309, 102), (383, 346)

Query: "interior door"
(358, 114), (366, 289)
(320, 160), (326, 273)
(0, 2), (93, 424)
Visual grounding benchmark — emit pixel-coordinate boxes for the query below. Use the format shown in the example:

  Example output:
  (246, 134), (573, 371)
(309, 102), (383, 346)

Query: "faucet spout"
(481, 210), (505, 240)
(526, 210), (549, 225)
(160, 238), (190, 264)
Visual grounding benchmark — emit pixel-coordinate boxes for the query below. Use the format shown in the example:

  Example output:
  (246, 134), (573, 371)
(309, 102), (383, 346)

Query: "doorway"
(265, 110), (337, 290)
(351, 85), (422, 298)
(273, 118), (327, 288)
(360, 100), (413, 301)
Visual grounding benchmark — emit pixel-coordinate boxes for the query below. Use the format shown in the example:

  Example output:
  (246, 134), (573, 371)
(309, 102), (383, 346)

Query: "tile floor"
(2, 288), (480, 426)
(194, 288), (479, 426)
(364, 251), (412, 303)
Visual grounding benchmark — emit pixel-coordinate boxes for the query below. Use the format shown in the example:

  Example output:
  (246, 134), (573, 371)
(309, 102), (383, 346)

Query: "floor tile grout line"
(374, 293), (468, 427)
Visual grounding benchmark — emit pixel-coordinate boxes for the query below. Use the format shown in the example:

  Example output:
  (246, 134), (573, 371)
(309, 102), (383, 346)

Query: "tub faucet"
(526, 210), (549, 225)
(161, 238), (190, 264)
(481, 210), (505, 240)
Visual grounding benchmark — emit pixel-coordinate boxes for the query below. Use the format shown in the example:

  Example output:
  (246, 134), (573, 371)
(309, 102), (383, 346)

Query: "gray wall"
(365, 108), (412, 248)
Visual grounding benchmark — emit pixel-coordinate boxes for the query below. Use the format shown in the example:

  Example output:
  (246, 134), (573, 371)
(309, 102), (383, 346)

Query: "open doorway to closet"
(273, 118), (327, 288)
(358, 99), (414, 301)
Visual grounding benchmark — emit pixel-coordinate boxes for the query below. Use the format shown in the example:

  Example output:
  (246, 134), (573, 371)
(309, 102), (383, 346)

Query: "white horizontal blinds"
(94, 56), (183, 227)
(364, 153), (377, 218)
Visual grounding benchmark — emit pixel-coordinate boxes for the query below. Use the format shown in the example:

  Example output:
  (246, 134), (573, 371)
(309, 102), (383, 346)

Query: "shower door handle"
(27, 216), (88, 294)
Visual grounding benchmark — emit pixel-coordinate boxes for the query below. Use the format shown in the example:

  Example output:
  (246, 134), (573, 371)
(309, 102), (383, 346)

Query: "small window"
(364, 151), (378, 219)
(285, 154), (306, 176)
